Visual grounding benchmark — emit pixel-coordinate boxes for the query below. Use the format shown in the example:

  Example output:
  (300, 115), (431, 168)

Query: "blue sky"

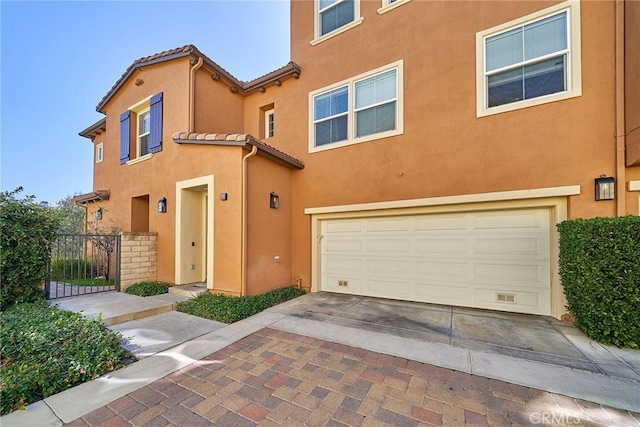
(1, 0), (290, 205)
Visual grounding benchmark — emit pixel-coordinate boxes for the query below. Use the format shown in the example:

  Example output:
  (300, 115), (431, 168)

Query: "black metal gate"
(46, 234), (121, 299)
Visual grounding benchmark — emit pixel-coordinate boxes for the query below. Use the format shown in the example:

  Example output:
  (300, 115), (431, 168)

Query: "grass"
(125, 281), (170, 297)
(0, 300), (133, 415)
(177, 286), (306, 323)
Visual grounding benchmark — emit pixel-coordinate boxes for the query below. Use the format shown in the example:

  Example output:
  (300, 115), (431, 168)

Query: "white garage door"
(320, 209), (551, 315)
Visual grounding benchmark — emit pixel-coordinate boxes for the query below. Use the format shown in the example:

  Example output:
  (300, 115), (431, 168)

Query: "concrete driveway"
(2, 292), (639, 426)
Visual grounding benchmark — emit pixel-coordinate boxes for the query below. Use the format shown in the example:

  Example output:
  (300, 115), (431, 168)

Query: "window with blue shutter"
(148, 92), (163, 153)
(120, 111), (131, 164)
(119, 92), (163, 164)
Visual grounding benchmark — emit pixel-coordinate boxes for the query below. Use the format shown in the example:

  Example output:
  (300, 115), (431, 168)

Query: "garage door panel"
(415, 215), (468, 231)
(416, 238), (468, 254)
(320, 208), (551, 315)
(367, 239), (410, 253)
(324, 257), (362, 274)
(326, 220), (362, 233)
(414, 282), (469, 302)
(475, 263), (543, 283)
(474, 237), (542, 256)
(415, 260), (469, 280)
(326, 239), (362, 252)
(367, 218), (411, 232)
(368, 279), (410, 296)
(473, 210), (547, 230)
(367, 258), (410, 275)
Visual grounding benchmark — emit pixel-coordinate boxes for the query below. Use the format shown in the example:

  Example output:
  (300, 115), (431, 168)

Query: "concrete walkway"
(1, 292), (639, 426)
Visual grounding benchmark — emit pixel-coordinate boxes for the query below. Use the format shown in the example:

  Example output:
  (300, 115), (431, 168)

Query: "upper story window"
(378, 0), (411, 15)
(309, 60), (403, 152)
(120, 92), (163, 164)
(265, 108), (275, 138)
(313, 0), (362, 45)
(95, 142), (104, 163)
(476, 1), (581, 117)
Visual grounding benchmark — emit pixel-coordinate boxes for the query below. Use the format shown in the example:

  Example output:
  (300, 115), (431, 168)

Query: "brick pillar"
(120, 232), (158, 292)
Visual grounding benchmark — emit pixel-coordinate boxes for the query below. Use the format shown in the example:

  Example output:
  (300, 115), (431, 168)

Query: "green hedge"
(557, 216), (640, 349)
(0, 188), (61, 310)
(177, 286), (306, 323)
(0, 301), (132, 414)
(125, 281), (169, 297)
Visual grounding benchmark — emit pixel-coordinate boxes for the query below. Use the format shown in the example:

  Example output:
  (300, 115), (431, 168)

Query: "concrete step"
(51, 292), (179, 326)
(168, 284), (209, 298)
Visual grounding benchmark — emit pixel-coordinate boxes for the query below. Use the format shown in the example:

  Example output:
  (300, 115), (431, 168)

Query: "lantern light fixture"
(158, 197), (167, 213)
(270, 192), (279, 209)
(595, 175), (615, 201)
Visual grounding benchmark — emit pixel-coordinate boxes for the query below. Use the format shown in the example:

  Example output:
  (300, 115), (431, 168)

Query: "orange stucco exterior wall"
(279, 0), (639, 289)
(85, 0), (639, 297)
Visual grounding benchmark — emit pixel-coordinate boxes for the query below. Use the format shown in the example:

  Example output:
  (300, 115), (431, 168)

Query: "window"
(120, 92), (163, 164)
(310, 61), (403, 152)
(265, 109), (275, 138)
(476, 2), (581, 117)
(95, 142), (103, 163)
(313, 0), (362, 44)
(378, 0), (411, 15)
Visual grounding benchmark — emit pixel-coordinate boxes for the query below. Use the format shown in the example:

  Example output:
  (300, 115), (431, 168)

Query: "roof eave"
(79, 117), (107, 140)
(72, 190), (110, 206)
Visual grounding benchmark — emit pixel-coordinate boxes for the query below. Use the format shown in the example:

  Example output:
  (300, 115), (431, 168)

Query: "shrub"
(177, 286), (306, 323)
(0, 300), (132, 414)
(0, 188), (61, 310)
(557, 216), (640, 349)
(50, 258), (97, 280)
(125, 281), (170, 296)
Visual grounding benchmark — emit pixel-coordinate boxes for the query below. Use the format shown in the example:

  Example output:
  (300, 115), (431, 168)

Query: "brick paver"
(66, 328), (640, 426)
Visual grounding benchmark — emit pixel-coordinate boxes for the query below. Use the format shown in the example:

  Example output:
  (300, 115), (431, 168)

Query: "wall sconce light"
(220, 193), (228, 201)
(94, 207), (103, 221)
(270, 192), (279, 209)
(158, 197), (167, 213)
(595, 175), (615, 201)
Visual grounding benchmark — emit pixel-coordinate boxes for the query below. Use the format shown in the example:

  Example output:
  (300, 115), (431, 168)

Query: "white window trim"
(308, 60), (404, 153)
(377, 0), (411, 15)
(265, 108), (275, 139)
(311, 0), (363, 46)
(136, 108), (151, 157)
(128, 94), (153, 158)
(126, 152), (153, 166)
(475, 1), (581, 118)
(95, 142), (103, 164)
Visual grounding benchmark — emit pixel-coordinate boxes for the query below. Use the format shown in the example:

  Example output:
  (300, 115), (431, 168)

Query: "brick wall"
(120, 232), (158, 291)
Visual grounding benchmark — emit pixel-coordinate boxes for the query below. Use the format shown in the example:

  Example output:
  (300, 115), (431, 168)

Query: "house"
(77, 0), (639, 319)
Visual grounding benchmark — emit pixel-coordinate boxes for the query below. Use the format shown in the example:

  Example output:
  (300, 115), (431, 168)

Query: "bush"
(177, 286), (306, 323)
(557, 216), (640, 349)
(0, 188), (61, 310)
(125, 282), (170, 297)
(0, 300), (132, 414)
(50, 258), (97, 280)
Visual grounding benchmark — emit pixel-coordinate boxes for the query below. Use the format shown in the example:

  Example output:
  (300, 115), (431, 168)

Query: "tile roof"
(72, 190), (110, 206)
(172, 132), (304, 170)
(96, 45), (301, 112)
(79, 117), (107, 140)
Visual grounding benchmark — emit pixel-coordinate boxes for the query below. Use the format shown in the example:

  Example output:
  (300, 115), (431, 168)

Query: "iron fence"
(46, 234), (121, 299)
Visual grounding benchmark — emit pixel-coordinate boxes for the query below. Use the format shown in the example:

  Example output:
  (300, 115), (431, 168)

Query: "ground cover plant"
(125, 281), (170, 296)
(557, 215), (640, 349)
(0, 300), (132, 414)
(176, 286), (306, 323)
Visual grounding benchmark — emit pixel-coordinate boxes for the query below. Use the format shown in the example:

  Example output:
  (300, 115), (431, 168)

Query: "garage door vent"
(497, 293), (517, 303)
(338, 280), (348, 287)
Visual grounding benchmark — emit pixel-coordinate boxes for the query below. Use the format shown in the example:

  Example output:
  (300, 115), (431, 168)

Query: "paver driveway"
(66, 328), (639, 426)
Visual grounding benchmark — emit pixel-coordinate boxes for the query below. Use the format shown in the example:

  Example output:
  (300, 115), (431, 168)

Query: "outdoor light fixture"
(270, 192), (279, 209)
(158, 197), (167, 213)
(94, 207), (103, 221)
(595, 175), (615, 201)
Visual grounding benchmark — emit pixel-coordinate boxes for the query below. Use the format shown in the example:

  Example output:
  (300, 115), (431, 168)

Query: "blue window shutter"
(149, 92), (163, 154)
(120, 111), (130, 164)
